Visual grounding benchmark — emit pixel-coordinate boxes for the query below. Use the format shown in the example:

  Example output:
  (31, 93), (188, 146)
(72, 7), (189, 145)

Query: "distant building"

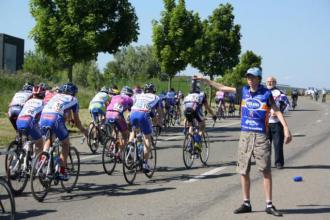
(0, 33), (24, 72)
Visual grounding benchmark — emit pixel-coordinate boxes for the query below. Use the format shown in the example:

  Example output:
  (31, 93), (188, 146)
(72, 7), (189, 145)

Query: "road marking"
(184, 167), (227, 183)
(317, 120), (322, 123)
(80, 154), (100, 161)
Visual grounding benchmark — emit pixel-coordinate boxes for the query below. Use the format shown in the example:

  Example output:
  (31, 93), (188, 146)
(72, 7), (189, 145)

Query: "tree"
(192, 3), (241, 80)
(152, 0), (200, 88)
(23, 50), (64, 81)
(219, 50), (262, 87)
(72, 60), (101, 88)
(30, 0), (139, 82)
(103, 45), (161, 82)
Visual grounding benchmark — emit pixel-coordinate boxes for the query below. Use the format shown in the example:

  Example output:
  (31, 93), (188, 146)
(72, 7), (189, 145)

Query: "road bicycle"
(0, 150), (16, 220)
(87, 115), (111, 154)
(122, 129), (157, 184)
(102, 119), (122, 175)
(182, 119), (212, 169)
(216, 99), (226, 120)
(5, 129), (35, 195)
(30, 128), (80, 202)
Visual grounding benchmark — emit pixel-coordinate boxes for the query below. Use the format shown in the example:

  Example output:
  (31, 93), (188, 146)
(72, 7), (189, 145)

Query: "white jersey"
(184, 92), (205, 110)
(132, 93), (160, 112)
(18, 98), (44, 118)
(42, 93), (78, 116)
(9, 91), (32, 107)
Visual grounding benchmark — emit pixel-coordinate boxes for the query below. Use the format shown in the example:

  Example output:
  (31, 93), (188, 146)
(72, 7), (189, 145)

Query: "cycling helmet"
(144, 83), (156, 93)
(22, 82), (34, 91)
(121, 86), (133, 97)
(32, 85), (46, 98)
(246, 67), (262, 78)
(60, 82), (78, 96)
(191, 79), (201, 93)
(100, 86), (109, 94)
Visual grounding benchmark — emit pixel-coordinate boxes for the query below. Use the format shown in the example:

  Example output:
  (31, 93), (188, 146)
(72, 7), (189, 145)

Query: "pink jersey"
(106, 94), (133, 114)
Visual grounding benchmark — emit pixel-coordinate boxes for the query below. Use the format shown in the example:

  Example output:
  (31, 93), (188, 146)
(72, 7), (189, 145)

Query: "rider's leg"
(60, 137), (70, 167)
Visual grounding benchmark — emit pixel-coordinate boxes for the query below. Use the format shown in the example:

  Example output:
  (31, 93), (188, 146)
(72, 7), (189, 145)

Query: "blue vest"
(241, 85), (272, 133)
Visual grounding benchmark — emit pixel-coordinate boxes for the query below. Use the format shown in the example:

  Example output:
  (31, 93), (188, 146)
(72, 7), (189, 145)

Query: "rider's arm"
(73, 111), (88, 137)
(203, 100), (215, 118)
(199, 77), (236, 93)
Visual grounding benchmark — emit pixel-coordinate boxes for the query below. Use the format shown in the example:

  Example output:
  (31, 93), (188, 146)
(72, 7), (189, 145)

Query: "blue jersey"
(241, 85), (272, 133)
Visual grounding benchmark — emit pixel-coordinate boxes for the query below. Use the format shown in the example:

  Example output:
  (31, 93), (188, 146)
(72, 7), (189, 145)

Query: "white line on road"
(317, 120), (322, 123)
(184, 167), (227, 183)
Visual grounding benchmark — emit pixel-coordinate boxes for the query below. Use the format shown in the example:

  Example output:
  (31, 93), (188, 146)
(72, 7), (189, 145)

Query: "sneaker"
(142, 161), (151, 173)
(265, 205), (283, 217)
(234, 204), (252, 214)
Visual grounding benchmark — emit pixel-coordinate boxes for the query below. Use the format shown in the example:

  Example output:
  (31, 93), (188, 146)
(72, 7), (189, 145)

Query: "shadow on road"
(283, 164), (330, 169)
(16, 209), (57, 219)
(290, 109), (320, 112)
(281, 206), (330, 215)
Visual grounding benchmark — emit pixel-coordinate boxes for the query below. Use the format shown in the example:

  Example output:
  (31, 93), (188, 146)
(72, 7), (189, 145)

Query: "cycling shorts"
(184, 107), (203, 123)
(39, 114), (69, 141)
(16, 116), (42, 140)
(106, 111), (128, 132)
(90, 108), (105, 123)
(130, 111), (152, 135)
(8, 106), (22, 119)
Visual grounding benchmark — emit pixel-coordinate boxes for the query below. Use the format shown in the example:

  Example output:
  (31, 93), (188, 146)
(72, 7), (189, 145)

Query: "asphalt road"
(1, 97), (330, 220)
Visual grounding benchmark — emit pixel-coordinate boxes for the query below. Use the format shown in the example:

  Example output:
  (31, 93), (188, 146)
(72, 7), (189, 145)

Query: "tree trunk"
(168, 76), (172, 91)
(68, 64), (73, 82)
(209, 75), (214, 108)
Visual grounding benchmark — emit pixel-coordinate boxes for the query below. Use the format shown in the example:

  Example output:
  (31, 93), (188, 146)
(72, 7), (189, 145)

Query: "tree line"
(23, 0), (262, 90)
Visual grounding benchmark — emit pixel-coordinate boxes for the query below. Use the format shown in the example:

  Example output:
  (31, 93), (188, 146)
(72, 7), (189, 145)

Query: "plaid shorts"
(236, 131), (271, 175)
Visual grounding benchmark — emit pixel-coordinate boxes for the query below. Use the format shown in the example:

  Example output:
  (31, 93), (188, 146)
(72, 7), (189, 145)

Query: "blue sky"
(1, 0), (329, 89)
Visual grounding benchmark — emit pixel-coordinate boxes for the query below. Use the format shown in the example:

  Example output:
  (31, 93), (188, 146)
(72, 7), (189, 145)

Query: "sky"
(1, 0), (329, 89)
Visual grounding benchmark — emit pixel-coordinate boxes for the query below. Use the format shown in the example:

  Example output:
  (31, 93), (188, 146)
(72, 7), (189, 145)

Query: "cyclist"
(88, 86), (111, 124)
(321, 88), (327, 103)
(291, 89), (298, 108)
(228, 92), (236, 114)
(106, 86), (134, 155)
(16, 85), (46, 155)
(109, 85), (120, 97)
(215, 90), (226, 118)
(39, 82), (87, 180)
(165, 88), (178, 124)
(44, 85), (60, 105)
(129, 83), (163, 173)
(8, 83), (34, 130)
(183, 77), (217, 150)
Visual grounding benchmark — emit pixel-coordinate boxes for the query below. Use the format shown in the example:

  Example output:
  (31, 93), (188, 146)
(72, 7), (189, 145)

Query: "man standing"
(233, 68), (292, 217)
(266, 76), (290, 169)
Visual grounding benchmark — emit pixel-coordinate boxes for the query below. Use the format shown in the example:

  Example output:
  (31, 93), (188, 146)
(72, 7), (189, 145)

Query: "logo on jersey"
(245, 99), (261, 109)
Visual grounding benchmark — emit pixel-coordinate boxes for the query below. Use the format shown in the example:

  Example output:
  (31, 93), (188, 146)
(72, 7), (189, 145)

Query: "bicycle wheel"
(30, 151), (52, 202)
(61, 146), (80, 193)
(5, 141), (19, 173)
(122, 144), (137, 184)
(102, 138), (117, 175)
(200, 132), (210, 165)
(183, 134), (194, 169)
(87, 122), (99, 154)
(6, 145), (29, 196)
(0, 178), (16, 220)
(145, 139), (157, 178)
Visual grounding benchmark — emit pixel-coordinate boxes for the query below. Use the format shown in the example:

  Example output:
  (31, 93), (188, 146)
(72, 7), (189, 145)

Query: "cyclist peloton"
(183, 77), (217, 146)
(16, 85), (46, 155)
(39, 82), (87, 180)
(8, 83), (34, 131)
(128, 83), (164, 173)
(106, 86), (134, 155)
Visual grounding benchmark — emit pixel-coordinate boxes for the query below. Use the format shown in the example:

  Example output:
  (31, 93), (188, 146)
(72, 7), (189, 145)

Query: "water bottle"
(54, 154), (61, 173)
(136, 134), (143, 158)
